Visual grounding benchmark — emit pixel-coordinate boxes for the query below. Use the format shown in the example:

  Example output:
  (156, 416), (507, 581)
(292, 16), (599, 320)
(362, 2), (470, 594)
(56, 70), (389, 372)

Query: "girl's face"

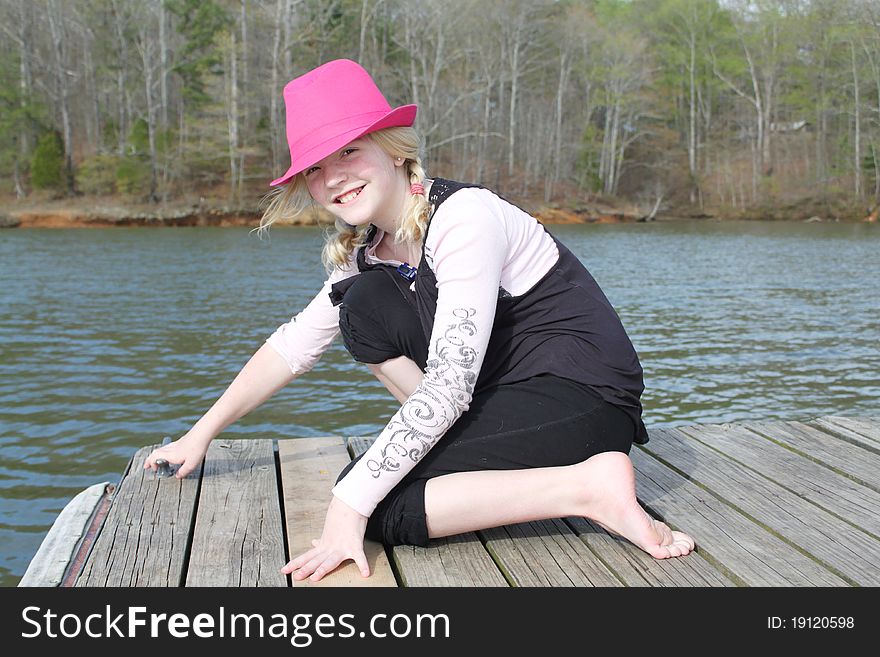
(303, 137), (407, 232)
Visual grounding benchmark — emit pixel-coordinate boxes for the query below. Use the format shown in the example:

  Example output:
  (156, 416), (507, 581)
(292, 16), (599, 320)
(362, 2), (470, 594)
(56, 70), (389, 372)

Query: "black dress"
(328, 179), (650, 546)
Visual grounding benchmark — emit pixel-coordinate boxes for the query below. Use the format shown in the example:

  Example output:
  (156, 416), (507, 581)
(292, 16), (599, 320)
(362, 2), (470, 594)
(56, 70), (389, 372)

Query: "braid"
(322, 220), (371, 272)
(395, 157), (431, 246)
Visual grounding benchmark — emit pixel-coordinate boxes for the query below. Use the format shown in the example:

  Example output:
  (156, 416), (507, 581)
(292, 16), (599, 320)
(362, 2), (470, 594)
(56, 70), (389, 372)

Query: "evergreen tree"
(30, 131), (64, 191)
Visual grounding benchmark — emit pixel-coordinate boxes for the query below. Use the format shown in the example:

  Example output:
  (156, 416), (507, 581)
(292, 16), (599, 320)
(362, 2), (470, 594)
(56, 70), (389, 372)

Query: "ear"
(393, 156), (406, 168)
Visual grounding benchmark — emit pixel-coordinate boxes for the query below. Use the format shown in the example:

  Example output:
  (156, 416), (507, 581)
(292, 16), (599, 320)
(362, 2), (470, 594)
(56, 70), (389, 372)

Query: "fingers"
(176, 458), (196, 480)
(279, 547), (370, 582)
(353, 550), (370, 578)
(281, 547), (320, 575)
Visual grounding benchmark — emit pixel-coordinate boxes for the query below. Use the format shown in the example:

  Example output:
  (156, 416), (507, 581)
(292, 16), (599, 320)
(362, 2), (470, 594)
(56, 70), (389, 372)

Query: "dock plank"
(347, 436), (506, 586)
(677, 423), (880, 538)
(645, 427), (880, 586)
(808, 416), (880, 452)
(77, 445), (200, 587)
(566, 517), (736, 587)
(278, 437), (397, 587)
(392, 534), (508, 587)
(629, 446), (848, 586)
(185, 439), (286, 587)
(742, 421), (880, 491)
(481, 519), (623, 587)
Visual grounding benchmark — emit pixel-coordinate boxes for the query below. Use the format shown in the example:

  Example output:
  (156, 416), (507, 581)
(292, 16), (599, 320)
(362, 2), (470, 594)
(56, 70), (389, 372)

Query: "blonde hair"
(257, 126), (431, 272)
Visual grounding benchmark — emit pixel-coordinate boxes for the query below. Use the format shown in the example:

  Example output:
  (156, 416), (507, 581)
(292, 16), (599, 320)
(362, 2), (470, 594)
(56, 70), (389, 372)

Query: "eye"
(304, 166), (319, 176)
(341, 148), (357, 156)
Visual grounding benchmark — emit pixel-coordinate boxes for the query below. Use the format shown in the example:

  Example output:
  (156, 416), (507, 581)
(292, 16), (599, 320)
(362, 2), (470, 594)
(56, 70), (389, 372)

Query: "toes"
(672, 530), (695, 552)
(646, 530), (694, 559)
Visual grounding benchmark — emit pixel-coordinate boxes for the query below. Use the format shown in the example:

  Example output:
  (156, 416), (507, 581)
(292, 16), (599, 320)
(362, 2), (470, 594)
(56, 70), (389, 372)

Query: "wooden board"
(629, 445), (848, 586)
(743, 421), (880, 490)
(481, 518), (622, 587)
(677, 423), (880, 538)
(645, 427), (880, 586)
(278, 437), (397, 587)
(347, 436), (506, 587)
(392, 534), (507, 587)
(808, 416), (880, 452)
(76, 445), (200, 587)
(566, 517), (736, 587)
(185, 439), (286, 587)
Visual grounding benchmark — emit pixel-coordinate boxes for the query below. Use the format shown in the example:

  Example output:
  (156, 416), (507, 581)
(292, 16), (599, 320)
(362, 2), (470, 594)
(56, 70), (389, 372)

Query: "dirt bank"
(2, 198), (648, 229)
(8, 193), (870, 229)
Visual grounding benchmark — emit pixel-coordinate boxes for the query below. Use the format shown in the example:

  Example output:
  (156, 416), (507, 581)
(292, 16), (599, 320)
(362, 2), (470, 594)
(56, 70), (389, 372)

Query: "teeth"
(337, 187), (363, 203)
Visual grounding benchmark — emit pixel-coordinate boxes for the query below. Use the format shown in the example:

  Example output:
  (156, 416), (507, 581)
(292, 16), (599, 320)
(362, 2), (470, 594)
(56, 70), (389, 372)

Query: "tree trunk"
(688, 32), (697, 204)
(548, 49), (569, 203)
(159, 0), (168, 129)
(507, 35), (520, 179)
(227, 31), (240, 206)
(17, 0), (32, 196)
(359, 0), (369, 63)
(851, 40), (862, 200)
(111, 0), (128, 156)
(270, 0), (285, 177)
(47, 2), (75, 195)
(238, 0), (248, 201)
(140, 25), (159, 203)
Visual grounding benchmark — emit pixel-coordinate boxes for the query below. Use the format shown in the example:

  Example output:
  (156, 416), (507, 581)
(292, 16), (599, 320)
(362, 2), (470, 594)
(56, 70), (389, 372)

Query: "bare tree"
(46, 0), (76, 194)
(135, 2), (161, 202)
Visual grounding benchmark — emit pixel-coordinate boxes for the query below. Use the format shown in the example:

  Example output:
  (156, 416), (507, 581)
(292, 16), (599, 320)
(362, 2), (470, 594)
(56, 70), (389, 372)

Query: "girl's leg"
(338, 271), (693, 559)
(351, 370), (694, 559)
(367, 356), (423, 404)
(422, 453), (694, 559)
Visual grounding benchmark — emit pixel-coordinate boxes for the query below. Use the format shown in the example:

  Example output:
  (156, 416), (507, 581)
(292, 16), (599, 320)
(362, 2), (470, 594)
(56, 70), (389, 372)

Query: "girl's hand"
(143, 431), (209, 480)
(281, 495), (369, 582)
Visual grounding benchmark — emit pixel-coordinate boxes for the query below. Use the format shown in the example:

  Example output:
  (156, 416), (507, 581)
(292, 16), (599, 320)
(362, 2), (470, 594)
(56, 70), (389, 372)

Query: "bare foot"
(572, 452), (695, 559)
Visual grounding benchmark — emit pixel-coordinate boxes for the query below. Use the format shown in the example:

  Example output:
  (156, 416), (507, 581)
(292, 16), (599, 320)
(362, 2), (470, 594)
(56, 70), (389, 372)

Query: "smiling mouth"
(334, 186), (365, 204)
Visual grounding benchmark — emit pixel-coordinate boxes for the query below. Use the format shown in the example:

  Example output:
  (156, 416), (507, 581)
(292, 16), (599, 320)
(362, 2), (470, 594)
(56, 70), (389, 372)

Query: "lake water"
(1, 220), (877, 586)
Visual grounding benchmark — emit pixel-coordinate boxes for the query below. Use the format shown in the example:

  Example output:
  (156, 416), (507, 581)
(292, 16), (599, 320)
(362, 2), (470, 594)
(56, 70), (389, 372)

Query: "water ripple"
(1, 222), (877, 585)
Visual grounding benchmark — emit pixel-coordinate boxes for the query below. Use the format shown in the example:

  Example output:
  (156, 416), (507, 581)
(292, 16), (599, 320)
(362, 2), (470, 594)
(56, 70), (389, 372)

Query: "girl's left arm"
(283, 192), (508, 582)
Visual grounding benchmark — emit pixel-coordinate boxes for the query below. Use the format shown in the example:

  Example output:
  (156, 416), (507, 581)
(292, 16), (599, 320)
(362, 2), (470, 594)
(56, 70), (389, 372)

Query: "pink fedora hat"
(270, 59), (417, 187)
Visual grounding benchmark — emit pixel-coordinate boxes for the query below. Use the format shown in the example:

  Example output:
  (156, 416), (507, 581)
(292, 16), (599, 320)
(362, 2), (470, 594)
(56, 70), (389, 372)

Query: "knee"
(337, 270), (427, 368)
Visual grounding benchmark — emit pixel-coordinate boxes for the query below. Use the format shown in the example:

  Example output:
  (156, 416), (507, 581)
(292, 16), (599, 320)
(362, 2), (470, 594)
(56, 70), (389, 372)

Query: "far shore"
(1, 195), (875, 229)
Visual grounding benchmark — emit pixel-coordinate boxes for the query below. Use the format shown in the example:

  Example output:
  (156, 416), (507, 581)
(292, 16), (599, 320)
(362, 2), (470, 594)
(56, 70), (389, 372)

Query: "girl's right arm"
(144, 258), (359, 479)
(143, 342), (296, 478)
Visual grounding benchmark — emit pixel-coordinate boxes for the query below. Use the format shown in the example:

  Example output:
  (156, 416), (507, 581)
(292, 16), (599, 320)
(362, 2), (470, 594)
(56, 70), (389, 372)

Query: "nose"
(324, 160), (348, 189)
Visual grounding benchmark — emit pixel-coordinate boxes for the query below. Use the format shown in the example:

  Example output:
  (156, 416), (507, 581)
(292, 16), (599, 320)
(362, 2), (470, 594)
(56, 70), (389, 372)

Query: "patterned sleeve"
(332, 192), (509, 517)
(264, 256), (358, 377)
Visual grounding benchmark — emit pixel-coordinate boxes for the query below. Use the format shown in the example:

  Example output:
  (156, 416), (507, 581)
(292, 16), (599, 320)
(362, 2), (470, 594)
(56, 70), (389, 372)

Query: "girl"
(145, 59), (694, 582)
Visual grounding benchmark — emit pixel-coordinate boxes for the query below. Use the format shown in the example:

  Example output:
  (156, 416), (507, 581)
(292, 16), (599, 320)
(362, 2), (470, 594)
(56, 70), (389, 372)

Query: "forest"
(1, 0), (879, 221)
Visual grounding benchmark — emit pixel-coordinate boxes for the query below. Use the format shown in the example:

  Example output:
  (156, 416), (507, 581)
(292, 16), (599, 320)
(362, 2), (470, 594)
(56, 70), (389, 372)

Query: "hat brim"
(270, 104), (417, 187)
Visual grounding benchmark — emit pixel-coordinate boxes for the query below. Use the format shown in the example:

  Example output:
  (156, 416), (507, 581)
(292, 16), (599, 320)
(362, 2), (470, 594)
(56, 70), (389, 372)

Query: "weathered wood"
(566, 517), (736, 587)
(677, 423), (880, 538)
(19, 482), (111, 587)
(278, 437), (397, 587)
(392, 534), (508, 587)
(346, 436), (505, 587)
(346, 436), (375, 460)
(808, 416), (880, 453)
(185, 439), (286, 587)
(77, 445), (201, 587)
(645, 427), (880, 586)
(481, 519), (623, 587)
(629, 446), (848, 586)
(742, 421), (880, 491)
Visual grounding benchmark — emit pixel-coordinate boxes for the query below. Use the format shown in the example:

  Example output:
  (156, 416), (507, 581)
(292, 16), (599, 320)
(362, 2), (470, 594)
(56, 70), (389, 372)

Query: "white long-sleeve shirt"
(266, 186), (559, 516)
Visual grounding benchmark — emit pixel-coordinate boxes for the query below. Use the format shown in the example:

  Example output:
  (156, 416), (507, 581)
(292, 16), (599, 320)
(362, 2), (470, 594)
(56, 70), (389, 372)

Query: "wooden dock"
(20, 415), (880, 587)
